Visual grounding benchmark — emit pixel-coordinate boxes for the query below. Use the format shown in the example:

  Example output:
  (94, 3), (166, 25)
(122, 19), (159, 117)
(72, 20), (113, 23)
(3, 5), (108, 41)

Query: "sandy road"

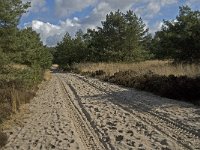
(2, 73), (200, 150)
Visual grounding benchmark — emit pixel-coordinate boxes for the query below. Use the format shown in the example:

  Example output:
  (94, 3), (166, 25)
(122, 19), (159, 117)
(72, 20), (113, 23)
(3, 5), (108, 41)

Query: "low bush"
(105, 70), (200, 105)
(82, 69), (200, 105)
(81, 70), (106, 77)
(0, 132), (8, 148)
(90, 70), (106, 77)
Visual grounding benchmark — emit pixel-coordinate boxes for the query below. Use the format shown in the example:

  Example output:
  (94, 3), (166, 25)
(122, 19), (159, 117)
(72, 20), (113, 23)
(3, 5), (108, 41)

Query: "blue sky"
(20, 0), (200, 46)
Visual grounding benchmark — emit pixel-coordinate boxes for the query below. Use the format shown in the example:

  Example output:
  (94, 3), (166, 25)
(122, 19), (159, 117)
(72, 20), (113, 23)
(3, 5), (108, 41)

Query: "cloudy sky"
(20, 0), (200, 46)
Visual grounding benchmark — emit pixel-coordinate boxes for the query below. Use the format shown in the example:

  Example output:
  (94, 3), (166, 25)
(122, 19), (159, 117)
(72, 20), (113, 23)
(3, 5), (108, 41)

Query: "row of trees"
(54, 10), (151, 66)
(54, 6), (200, 67)
(0, 0), (52, 87)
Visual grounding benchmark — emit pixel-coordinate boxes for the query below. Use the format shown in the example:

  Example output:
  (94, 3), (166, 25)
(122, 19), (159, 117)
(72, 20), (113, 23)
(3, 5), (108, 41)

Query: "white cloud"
(79, 0), (139, 32)
(28, 18), (81, 46)
(80, 2), (111, 27)
(185, 0), (200, 6)
(26, 0), (180, 46)
(101, 0), (134, 11)
(147, 2), (161, 15)
(55, 0), (95, 17)
(149, 21), (164, 34)
(80, 0), (177, 32)
(54, 0), (178, 18)
(134, 0), (177, 19)
(31, 20), (61, 46)
(55, 0), (137, 17)
(160, 0), (177, 5)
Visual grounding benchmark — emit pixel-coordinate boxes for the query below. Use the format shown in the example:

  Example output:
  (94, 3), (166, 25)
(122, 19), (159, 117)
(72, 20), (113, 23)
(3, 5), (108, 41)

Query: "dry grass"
(74, 60), (200, 77)
(0, 87), (36, 148)
(0, 104), (29, 148)
(0, 67), (48, 148)
(0, 88), (35, 129)
(10, 64), (28, 70)
(0, 68), (46, 127)
(43, 70), (52, 81)
(0, 104), (29, 130)
(73, 60), (200, 105)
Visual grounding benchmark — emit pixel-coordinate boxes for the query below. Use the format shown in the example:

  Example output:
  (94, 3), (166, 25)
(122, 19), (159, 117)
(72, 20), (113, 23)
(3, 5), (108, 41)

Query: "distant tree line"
(0, 0), (53, 88)
(54, 6), (200, 67)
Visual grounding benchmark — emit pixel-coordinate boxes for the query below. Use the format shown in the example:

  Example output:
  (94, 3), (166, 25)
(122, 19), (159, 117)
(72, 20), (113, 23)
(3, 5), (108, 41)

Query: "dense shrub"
(81, 70), (106, 77)
(97, 70), (200, 105)
(90, 70), (106, 77)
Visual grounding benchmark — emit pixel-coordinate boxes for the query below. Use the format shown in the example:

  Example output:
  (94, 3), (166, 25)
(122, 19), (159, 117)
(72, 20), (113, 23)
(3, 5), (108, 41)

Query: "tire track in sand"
(61, 73), (200, 150)
(3, 76), (87, 150)
(56, 75), (106, 150)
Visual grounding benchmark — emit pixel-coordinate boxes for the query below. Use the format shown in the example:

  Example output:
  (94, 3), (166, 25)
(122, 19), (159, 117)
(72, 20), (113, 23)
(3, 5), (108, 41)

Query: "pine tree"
(0, 0), (30, 67)
(154, 6), (200, 62)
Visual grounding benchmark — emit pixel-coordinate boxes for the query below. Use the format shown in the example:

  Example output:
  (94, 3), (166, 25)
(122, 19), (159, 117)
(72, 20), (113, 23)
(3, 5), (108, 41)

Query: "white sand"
(3, 73), (200, 150)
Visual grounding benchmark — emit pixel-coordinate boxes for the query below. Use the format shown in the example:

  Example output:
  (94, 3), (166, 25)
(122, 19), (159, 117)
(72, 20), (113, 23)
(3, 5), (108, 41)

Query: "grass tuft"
(0, 132), (8, 148)
(0, 88), (36, 127)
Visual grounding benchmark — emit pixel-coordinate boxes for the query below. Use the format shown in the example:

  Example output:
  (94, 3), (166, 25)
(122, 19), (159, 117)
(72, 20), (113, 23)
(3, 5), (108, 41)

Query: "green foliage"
(0, 0), (53, 127)
(54, 33), (74, 65)
(0, 0), (28, 66)
(20, 65), (43, 88)
(54, 31), (88, 66)
(54, 10), (151, 66)
(0, 67), (42, 89)
(0, 0), (30, 28)
(0, 0), (30, 56)
(153, 6), (200, 62)
(0, 0), (52, 88)
(52, 6), (200, 66)
(0, 48), (9, 70)
(16, 28), (53, 69)
(86, 10), (150, 62)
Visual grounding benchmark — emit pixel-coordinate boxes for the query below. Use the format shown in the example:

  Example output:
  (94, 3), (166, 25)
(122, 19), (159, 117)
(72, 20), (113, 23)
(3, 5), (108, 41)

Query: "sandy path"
(2, 73), (200, 150)
(3, 75), (104, 150)
(60, 73), (200, 150)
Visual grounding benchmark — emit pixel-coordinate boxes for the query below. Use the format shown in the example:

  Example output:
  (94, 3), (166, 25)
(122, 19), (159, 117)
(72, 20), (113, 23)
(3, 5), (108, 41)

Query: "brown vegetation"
(0, 84), (36, 148)
(0, 68), (52, 125)
(73, 61), (200, 105)
(0, 88), (36, 122)
(0, 131), (8, 148)
(74, 60), (200, 77)
(43, 70), (52, 81)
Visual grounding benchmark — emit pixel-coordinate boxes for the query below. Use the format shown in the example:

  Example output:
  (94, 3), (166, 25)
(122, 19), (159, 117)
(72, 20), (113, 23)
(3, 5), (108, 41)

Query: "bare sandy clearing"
(2, 73), (200, 150)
